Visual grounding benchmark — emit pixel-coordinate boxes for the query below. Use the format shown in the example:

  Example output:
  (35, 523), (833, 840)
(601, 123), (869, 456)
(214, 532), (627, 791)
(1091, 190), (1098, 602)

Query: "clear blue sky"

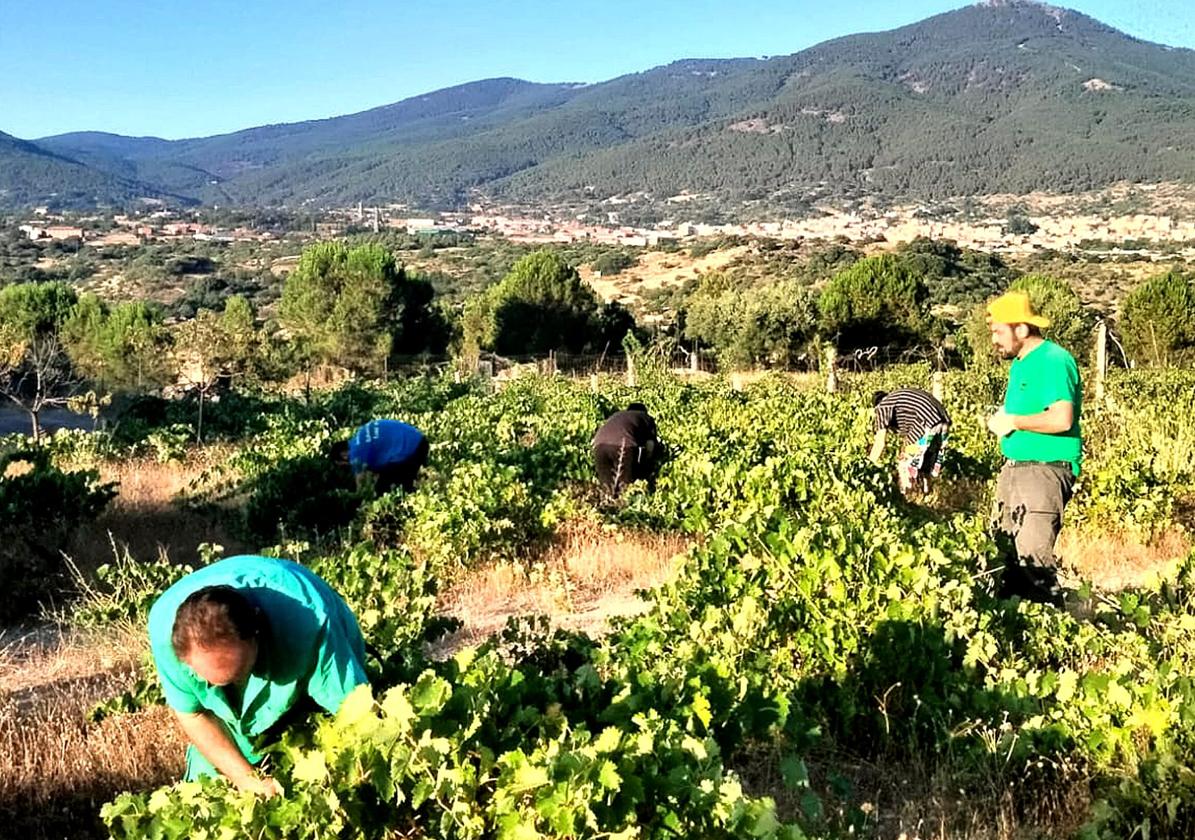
(1, 0), (1191, 141)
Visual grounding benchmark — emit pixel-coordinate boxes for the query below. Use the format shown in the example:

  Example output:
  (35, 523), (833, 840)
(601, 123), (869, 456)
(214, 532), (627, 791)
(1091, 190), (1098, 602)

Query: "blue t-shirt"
(347, 419), (425, 474)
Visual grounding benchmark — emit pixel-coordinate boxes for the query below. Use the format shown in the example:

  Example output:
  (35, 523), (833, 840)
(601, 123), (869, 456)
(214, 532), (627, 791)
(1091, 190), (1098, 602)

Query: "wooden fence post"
(931, 371), (945, 402)
(1095, 320), (1108, 405)
(626, 354), (637, 387)
(825, 345), (838, 394)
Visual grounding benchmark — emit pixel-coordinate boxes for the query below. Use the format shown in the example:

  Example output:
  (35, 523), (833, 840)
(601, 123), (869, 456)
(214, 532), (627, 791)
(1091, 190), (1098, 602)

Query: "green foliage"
(1003, 213), (1039, 236)
(89, 668), (165, 724)
(892, 237), (1012, 312)
(82, 368), (1195, 840)
(279, 242), (443, 374)
(1119, 270), (1195, 367)
(960, 274), (1095, 366)
(307, 544), (443, 665)
(0, 282), (85, 438)
(683, 275), (817, 368)
(172, 300), (249, 381)
(278, 241), (394, 373)
(243, 453), (365, 543)
(0, 447), (116, 622)
(104, 654), (808, 839)
(817, 255), (931, 350)
(1008, 274), (1095, 359)
(64, 296), (171, 393)
(1072, 369), (1195, 540)
(71, 546), (193, 629)
(0, 280), (78, 336)
(464, 250), (632, 356)
(590, 250), (637, 276)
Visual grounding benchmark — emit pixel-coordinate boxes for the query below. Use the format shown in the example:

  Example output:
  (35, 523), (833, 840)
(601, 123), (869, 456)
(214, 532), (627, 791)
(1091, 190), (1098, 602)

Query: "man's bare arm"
(868, 428), (887, 463)
(173, 710), (281, 796)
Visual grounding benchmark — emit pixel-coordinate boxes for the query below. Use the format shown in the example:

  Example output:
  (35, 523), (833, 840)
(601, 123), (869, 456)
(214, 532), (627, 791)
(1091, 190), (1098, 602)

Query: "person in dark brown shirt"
(592, 402), (659, 497)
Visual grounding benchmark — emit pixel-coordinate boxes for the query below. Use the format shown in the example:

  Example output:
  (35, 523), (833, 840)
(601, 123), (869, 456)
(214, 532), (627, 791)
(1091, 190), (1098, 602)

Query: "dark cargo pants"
(373, 436), (430, 494)
(991, 461), (1075, 603)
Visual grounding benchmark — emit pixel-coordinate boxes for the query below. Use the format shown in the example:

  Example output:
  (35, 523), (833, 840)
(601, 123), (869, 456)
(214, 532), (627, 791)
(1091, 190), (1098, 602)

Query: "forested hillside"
(7, 1), (1195, 209)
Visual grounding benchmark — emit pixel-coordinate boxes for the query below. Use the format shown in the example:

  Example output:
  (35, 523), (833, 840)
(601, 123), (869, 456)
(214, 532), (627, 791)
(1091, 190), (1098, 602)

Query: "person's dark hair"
(872, 391), (887, 408)
(330, 440), (350, 464)
(627, 401), (648, 413)
(172, 586), (261, 658)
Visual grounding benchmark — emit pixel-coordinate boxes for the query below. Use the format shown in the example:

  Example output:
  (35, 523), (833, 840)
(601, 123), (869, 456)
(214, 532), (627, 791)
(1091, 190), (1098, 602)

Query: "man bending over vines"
(148, 556), (368, 796)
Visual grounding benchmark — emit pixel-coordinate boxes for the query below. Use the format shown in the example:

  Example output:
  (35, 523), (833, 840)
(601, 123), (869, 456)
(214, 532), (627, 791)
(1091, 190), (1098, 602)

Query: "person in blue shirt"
(331, 419), (429, 493)
(148, 555), (368, 796)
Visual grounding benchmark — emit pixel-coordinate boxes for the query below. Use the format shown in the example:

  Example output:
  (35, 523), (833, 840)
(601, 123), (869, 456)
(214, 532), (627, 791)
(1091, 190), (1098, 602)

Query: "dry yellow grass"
(68, 450), (249, 575)
(0, 451), (245, 836)
(0, 625), (183, 840)
(434, 522), (690, 652)
(1060, 525), (1192, 591)
(580, 245), (752, 307)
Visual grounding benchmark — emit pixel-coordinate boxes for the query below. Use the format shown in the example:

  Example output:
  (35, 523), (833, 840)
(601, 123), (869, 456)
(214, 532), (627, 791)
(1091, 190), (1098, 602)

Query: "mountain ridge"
(8, 1), (1195, 210)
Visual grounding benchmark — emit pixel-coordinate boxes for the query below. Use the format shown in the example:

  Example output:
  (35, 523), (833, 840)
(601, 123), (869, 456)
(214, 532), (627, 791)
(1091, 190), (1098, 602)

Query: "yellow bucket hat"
(986, 291), (1050, 328)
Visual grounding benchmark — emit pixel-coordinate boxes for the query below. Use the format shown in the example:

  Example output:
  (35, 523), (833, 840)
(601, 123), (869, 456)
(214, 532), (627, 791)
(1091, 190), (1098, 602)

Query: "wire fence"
(385, 320), (1161, 389)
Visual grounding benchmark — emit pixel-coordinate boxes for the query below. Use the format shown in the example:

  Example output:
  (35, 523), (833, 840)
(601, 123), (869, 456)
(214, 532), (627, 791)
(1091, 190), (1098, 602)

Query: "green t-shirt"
(148, 556), (368, 774)
(1001, 339), (1083, 475)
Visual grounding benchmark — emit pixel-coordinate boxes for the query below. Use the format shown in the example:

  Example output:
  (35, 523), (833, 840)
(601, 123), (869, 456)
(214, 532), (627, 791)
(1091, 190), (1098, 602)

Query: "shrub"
(0, 448), (116, 622)
(1119, 270), (1195, 367)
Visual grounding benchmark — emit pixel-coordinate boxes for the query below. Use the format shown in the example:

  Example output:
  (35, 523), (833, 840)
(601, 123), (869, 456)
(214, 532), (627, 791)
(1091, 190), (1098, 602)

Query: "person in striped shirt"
(868, 388), (952, 493)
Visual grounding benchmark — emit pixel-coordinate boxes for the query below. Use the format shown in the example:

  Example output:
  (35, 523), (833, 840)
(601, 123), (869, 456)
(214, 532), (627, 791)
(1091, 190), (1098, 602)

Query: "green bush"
(1119, 270), (1195, 367)
(817, 255), (931, 350)
(591, 250), (638, 276)
(0, 448), (116, 622)
(243, 453), (365, 543)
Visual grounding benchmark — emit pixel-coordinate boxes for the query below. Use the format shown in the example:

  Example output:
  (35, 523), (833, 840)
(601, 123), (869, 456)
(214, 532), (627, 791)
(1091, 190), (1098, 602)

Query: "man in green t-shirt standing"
(148, 556), (368, 796)
(984, 291), (1082, 606)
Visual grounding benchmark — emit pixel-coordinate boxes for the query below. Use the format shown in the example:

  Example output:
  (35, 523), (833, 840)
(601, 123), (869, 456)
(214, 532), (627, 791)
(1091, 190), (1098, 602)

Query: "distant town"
(14, 193), (1195, 263)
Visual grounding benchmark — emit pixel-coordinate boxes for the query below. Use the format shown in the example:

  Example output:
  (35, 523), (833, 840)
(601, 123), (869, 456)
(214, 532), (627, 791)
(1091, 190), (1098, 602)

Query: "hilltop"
(6, 1), (1195, 210)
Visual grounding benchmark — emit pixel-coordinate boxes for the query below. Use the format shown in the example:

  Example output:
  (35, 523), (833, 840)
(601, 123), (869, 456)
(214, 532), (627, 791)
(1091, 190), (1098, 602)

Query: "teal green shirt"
(148, 556), (368, 774)
(1001, 339), (1083, 475)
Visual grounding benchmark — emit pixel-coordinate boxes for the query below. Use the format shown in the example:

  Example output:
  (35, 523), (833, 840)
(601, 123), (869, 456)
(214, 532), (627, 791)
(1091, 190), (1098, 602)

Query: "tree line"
(674, 238), (1195, 370)
(3, 238), (1194, 439)
(0, 244), (635, 438)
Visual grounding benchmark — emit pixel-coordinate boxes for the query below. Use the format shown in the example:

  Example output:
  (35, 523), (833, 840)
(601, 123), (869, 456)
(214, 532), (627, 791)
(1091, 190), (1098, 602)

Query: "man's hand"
(173, 710), (281, 798)
(238, 774), (284, 798)
(987, 409), (1017, 438)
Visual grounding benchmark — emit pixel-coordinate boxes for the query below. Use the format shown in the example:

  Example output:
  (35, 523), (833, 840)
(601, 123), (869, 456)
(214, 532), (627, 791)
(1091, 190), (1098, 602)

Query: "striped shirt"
(875, 388), (950, 443)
